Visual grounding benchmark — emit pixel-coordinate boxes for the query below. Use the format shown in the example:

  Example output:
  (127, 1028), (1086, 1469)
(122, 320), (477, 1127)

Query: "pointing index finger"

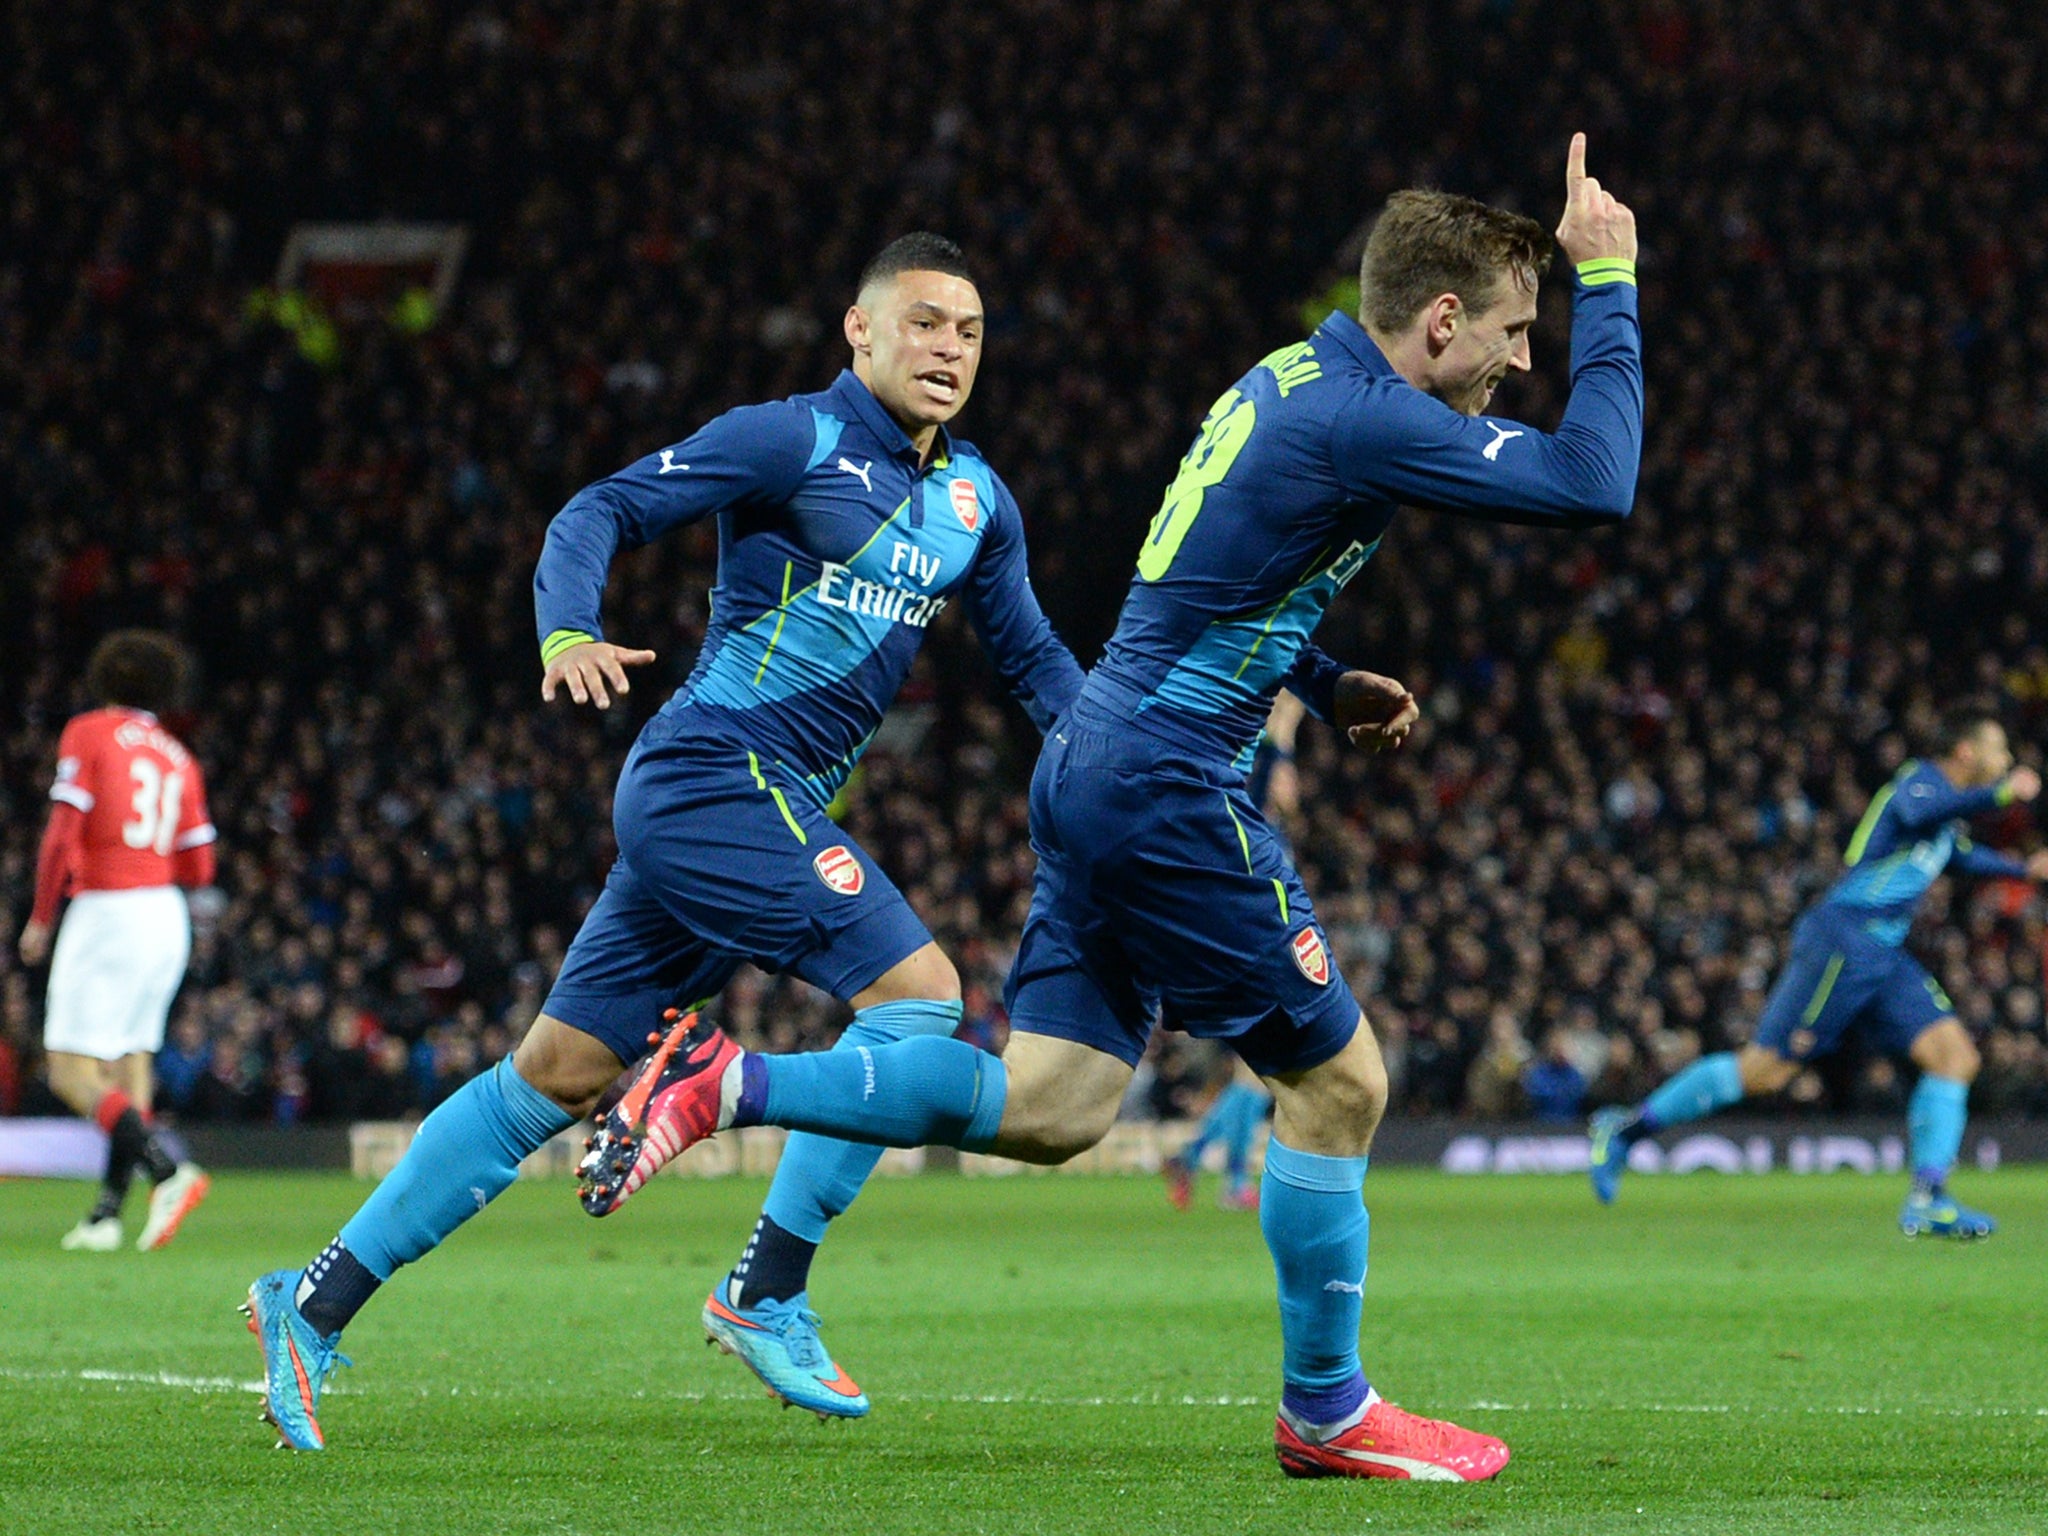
(1566, 132), (1587, 193)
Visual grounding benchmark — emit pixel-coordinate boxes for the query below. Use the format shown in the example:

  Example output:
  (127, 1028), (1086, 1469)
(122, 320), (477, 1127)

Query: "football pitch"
(3, 1168), (2044, 1536)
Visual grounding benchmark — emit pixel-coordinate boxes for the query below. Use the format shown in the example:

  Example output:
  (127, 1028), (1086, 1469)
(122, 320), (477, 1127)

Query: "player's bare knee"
(989, 1055), (1122, 1165)
(46, 1054), (104, 1113)
(1738, 1046), (1796, 1096)
(853, 942), (961, 1009)
(512, 1014), (624, 1117)
(999, 1099), (1116, 1165)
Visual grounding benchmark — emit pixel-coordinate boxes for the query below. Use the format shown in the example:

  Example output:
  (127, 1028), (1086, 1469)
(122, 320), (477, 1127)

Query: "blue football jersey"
(535, 370), (1082, 804)
(1818, 760), (2026, 945)
(1081, 269), (1643, 769)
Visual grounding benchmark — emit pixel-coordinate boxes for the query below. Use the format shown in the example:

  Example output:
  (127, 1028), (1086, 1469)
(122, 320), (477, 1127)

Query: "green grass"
(2, 1168), (2045, 1535)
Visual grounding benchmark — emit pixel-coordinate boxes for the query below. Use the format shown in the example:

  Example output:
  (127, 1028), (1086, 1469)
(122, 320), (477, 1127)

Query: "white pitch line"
(3, 1368), (2041, 1419)
(1469, 1400), (2048, 1419)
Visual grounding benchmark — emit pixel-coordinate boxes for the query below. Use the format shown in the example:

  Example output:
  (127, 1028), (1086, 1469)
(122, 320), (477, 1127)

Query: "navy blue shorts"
(1003, 707), (1360, 1078)
(1751, 908), (1954, 1062)
(544, 724), (932, 1065)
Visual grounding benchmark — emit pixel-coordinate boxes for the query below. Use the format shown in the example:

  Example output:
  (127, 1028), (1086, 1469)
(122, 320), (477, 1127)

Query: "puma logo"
(1323, 1268), (1367, 1295)
(838, 457), (874, 492)
(657, 449), (690, 474)
(1481, 422), (1524, 461)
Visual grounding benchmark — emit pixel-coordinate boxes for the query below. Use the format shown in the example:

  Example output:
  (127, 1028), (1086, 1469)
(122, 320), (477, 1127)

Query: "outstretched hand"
(541, 640), (657, 710)
(2004, 765), (2041, 803)
(1555, 133), (1637, 266)
(1333, 671), (1419, 753)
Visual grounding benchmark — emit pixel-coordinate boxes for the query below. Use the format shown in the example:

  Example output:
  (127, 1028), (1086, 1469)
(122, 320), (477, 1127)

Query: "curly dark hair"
(85, 629), (189, 715)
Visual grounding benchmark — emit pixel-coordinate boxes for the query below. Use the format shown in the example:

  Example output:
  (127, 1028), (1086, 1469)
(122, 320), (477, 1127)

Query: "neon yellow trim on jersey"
(1843, 775), (1903, 866)
(1575, 258), (1637, 287)
(748, 751), (808, 845)
(540, 629), (597, 666)
(1801, 954), (1846, 1026)
(1272, 879), (1290, 924)
(753, 562), (796, 684)
(1995, 779), (2018, 807)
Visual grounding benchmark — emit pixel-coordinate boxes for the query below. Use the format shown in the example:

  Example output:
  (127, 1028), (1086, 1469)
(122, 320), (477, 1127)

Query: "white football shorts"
(43, 887), (193, 1060)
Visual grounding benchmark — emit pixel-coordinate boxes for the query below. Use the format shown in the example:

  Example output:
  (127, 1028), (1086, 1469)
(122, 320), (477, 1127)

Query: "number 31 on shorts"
(1135, 388), (1256, 581)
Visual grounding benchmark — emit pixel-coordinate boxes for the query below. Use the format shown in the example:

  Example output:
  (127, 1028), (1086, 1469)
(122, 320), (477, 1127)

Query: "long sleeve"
(534, 400), (818, 662)
(1891, 768), (2010, 832)
(960, 477), (1085, 733)
(1281, 643), (1347, 723)
(31, 803), (84, 925)
(1330, 265), (1643, 527)
(1950, 837), (2029, 881)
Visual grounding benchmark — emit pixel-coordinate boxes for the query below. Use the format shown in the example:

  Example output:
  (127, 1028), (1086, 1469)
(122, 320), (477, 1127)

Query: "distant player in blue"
(1166, 1059), (1273, 1211)
(1590, 712), (2047, 1236)
(241, 234), (1083, 1449)
(578, 138), (1643, 1482)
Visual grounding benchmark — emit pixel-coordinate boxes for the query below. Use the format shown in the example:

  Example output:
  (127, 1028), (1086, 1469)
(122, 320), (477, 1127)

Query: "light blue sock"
(340, 1058), (573, 1280)
(1259, 1137), (1371, 1395)
(1908, 1074), (1969, 1188)
(756, 1034), (1006, 1152)
(762, 998), (964, 1242)
(1640, 1051), (1744, 1133)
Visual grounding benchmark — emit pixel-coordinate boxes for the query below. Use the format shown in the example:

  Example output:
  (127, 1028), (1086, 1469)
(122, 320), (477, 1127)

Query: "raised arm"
(1331, 274), (1641, 526)
(534, 400), (817, 705)
(959, 478), (1085, 733)
(1892, 764), (2037, 833)
(1333, 134), (1644, 526)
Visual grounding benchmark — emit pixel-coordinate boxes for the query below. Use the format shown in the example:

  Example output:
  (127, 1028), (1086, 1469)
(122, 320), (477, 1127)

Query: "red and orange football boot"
(577, 1010), (740, 1216)
(1275, 1396), (1509, 1482)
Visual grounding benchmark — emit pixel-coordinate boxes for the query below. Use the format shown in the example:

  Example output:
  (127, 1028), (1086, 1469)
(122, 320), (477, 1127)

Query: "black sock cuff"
(733, 1213), (819, 1308)
(298, 1238), (382, 1337)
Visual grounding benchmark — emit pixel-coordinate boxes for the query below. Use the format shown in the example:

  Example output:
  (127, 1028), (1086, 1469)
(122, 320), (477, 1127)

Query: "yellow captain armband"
(540, 629), (598, 666)
(1576, 258), (1637, 288)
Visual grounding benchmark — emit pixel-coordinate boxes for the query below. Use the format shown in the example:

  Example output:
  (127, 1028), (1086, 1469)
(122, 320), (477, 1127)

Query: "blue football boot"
(241, 1268), (351, 1449)
(1587, 1107), (1635, 1205)
(1899, 1187), (1997, 1240)
(702, 1281), (869, 1420)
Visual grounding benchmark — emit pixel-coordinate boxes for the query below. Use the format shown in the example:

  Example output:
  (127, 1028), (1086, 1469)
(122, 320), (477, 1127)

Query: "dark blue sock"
(295, 1238), (381, 1338)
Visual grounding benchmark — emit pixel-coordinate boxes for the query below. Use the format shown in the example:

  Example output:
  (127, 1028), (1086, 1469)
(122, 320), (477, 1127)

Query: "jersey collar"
(1312, 310), (1394, 376)
(826, 369), (955, 470)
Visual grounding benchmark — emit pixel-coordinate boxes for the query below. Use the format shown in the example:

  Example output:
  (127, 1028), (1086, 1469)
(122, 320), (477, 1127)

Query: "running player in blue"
(241, 234), (1083, 1449)
(1589, 711), (2048, 1235)
(579, 136), (1642, 1482)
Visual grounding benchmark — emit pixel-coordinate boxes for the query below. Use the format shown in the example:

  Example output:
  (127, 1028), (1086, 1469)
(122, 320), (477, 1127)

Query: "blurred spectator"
(1523, 1030), (1589, 1124)
(3, 0), (2046, 1125)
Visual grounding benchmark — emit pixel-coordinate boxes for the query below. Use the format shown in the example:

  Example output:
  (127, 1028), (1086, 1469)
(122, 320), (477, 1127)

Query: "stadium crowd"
(5, 0), (2048, 1126)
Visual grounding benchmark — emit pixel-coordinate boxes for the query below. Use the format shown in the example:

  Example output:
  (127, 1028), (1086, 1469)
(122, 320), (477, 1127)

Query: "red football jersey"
(47, 708), (216, 893)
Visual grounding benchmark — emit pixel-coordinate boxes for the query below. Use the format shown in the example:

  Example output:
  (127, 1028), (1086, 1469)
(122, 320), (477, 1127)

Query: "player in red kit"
(18, 631), (217, 1251)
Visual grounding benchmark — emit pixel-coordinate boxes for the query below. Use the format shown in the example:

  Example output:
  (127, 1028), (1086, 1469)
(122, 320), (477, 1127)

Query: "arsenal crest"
(813, 845), (865, 896)
(1290, 928), (1331, 986)
(949, 478), (980, 532)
